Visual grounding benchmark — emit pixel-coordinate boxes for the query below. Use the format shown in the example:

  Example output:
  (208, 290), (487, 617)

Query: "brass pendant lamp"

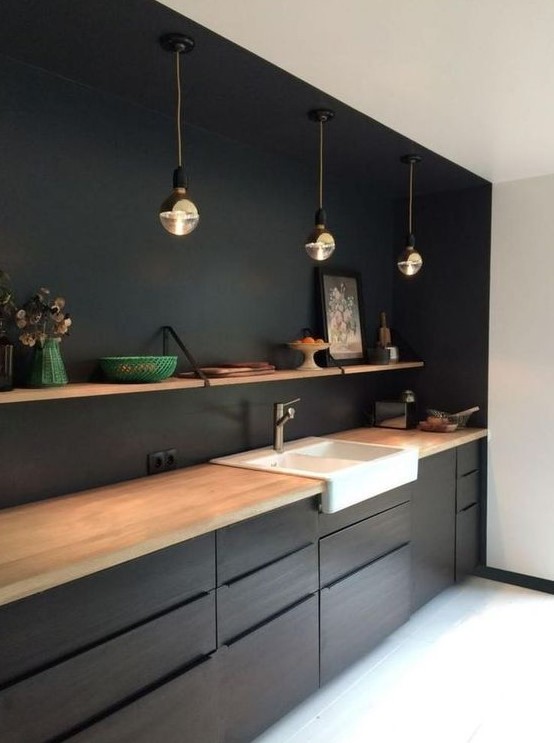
(304, 109), (336, 261)
(397, 154), (423, 276)
(159, 33), (199, 237)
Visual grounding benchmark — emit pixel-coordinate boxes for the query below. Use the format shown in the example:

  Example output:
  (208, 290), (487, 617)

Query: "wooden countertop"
(0, 466), (323, 607)
(0, 426), (487, 607)
(329, 426), (488, 458)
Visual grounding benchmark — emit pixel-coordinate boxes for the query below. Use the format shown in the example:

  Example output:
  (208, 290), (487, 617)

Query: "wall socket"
(147, 448), (177, 475)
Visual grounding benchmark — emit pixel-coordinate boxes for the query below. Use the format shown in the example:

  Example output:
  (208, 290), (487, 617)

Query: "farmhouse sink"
(211, 437), (418, 513)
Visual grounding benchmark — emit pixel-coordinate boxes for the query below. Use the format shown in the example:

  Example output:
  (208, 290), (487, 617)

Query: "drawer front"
(457, 441), (480, 477)
(320, 545), (411, 685)
(456, 504), (480, 580)
(217, 499), (318, 585)
(457, 470), (479, 512)
(0, 592), (216, 743)
(319, 483), (412, 537)
(320, 502), (410, 587)
(67, 655), (219, 743)
(0, 533), (215, 688)
(217, 543), (318, 644)
(221, 595), (319, 743)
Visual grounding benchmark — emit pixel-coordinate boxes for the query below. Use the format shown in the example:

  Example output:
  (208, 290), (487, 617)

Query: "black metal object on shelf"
(162, 325), (210, 387)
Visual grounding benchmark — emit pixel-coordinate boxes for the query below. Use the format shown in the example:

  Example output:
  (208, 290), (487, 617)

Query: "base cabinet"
(220, 595), (319, 743)
(67, 656), (219, 743)
(411, 449), (456, 611)
(456, 503), (480, 579)
(320, 545), (411, 684)
(455, 442), (482, 580)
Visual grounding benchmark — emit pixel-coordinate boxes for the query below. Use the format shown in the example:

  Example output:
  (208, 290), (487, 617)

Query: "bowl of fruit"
(288, 333), (330, 370)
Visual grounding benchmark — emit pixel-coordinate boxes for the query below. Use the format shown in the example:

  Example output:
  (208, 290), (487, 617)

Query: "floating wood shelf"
(0, 362), (424, 405)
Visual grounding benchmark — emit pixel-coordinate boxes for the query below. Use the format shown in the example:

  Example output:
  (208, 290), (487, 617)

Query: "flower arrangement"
(16, 288), (72, 347)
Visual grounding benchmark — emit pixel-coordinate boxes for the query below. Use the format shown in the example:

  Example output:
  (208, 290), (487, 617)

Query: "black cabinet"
(411, 449), (456, 611)
(217, 501), (320, 742)
(217, 543), (318, 645)
(221, 595), (319, 743)
(455, 441), (482, 580)
(320, 545), (411, 684)
(318, 485), (412, 685)
(0, 593), (216, 743)
(0, 533), (215, 688)
(456, 503), (480, 579)
(67, 655), (219, 743)
(320, 501), (410, 587)
(217, 499), (318, 586)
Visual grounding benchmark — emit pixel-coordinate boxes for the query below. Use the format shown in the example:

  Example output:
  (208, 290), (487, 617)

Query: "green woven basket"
(100, 356), (177, 383)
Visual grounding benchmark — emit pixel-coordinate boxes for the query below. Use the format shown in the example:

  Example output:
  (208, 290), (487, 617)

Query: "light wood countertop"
(0, 466), (323, 607)
(329, 426), (488, 458)
(0, 426), (487, 608)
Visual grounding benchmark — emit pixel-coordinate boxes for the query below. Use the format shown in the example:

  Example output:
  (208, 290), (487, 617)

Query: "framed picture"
(317, 268), (367, 365)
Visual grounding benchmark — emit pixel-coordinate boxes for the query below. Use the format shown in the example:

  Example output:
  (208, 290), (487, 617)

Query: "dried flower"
(16, 287), (72, 346)
(0, 270), (16, 320)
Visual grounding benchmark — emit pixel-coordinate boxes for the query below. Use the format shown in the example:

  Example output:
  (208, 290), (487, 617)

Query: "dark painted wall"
(393, 185), (492, 426)
(0, 55), (429, 509)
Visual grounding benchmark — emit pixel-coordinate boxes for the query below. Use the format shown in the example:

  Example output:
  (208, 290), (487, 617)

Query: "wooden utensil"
(378, 312), (391, 348)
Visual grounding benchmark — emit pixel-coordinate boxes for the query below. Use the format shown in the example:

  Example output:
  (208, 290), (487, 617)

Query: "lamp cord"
(408, 160), (413, 234)
(319, 119), (324, 209)
(175, 50), (182, 168)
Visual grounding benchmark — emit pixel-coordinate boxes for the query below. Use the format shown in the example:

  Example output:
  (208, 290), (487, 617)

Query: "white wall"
(488, 174), (554, 579)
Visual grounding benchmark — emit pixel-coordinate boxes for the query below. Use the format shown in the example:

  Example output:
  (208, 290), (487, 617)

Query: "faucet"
(273, 397), (300, 453)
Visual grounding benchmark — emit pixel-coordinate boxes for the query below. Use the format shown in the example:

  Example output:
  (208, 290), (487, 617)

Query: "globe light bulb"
(159, 187), (199, 236)
(304, 223), (336, 261)
(397, 233), (422, 276)
(398, 155), (423, 277)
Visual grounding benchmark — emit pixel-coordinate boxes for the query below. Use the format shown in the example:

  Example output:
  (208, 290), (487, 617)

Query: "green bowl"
(99, 356), (178, 383)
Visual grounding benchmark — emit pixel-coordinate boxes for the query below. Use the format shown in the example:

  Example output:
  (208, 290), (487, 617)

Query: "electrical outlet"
(147, 448), (177, 475)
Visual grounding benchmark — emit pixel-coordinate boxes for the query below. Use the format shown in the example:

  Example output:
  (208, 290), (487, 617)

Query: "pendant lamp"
(397, 154), (423, 276)
(304, 109), (335, 261)
(159, 33), (199, 237)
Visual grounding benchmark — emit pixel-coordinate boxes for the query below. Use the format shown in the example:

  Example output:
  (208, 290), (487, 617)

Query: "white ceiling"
(160, 0), (554, 184)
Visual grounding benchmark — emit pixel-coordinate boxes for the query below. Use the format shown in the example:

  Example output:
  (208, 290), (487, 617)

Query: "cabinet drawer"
(0, 592), (216, 743)
(217, 499), (318, 585)
(320, 502), (410, 587)
(319, 483), (411, 537)
(0, 533), (215, 687)
(67, 655), (219, 743)
(456, 504), (480, 580)
(217, 543), (318, 644)
(457, 441), (480, 477)
(321, 545), (411, 684)
(221, 595), (319, 743)
(457, 470), (479, 512)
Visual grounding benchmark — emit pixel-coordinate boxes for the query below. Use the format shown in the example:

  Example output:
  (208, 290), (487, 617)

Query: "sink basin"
(211, 437), (418, 513)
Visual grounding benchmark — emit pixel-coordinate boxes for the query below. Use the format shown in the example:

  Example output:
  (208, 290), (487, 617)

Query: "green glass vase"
(28, 337), (68, 387)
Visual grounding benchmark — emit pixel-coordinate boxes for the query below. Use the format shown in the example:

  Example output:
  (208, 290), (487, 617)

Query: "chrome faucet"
(273, 397), (300, 453)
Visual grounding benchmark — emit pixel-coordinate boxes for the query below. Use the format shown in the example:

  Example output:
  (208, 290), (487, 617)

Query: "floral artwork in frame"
(317, 269), (367, 365)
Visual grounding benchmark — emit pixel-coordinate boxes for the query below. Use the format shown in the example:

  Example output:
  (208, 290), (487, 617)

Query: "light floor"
(254, 577), (554, 743)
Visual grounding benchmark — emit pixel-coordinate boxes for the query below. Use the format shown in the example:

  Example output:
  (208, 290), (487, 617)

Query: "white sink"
(211, 437), (418, 513)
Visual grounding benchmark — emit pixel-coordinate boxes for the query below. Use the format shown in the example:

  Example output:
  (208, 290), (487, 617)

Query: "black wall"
(393, 186), (491, 426)
(0, 5), (491, 510)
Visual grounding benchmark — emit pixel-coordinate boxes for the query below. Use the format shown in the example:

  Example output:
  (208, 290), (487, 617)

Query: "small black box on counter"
(374, 399), (418, 429)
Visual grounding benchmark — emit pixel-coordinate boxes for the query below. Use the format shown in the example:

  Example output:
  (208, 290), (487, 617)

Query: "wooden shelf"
(0, 362), (423, 405)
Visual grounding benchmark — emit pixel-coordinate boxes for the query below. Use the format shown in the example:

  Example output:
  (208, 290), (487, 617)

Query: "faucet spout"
(273, 397), (300, 453)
